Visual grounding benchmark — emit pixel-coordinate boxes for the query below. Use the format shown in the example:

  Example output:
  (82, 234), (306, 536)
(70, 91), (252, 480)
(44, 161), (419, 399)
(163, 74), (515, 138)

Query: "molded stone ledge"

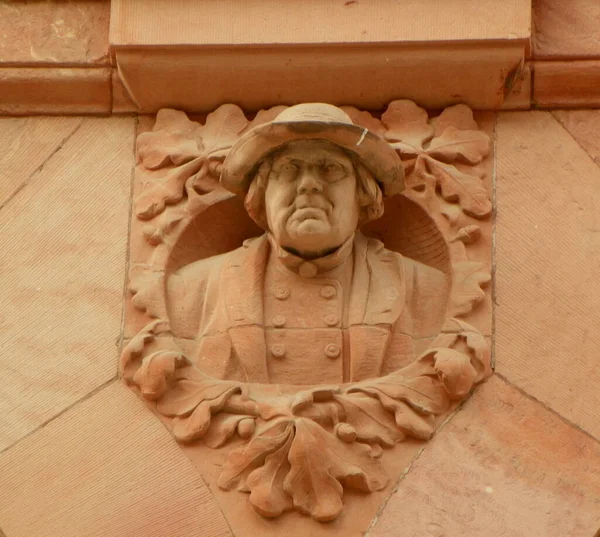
(533, 60), (600, 108)
(0, 68), (111, 116)
(113, 44), (527, 113)
(109, 0), (531, 112)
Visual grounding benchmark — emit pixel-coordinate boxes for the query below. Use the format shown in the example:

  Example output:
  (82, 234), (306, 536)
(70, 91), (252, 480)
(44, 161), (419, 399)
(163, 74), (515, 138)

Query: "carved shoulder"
(166, 251), (232, 338)
(400, 255), (450, 337)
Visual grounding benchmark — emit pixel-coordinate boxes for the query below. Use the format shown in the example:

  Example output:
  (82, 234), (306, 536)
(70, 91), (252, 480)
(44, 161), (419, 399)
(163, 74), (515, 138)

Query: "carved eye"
(320, 160), (346, 181)
(275, 162), (299, 181)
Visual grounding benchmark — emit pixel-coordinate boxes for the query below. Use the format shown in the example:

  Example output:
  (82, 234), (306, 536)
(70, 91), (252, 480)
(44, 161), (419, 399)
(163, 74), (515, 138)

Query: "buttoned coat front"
(166, 232), (449, 384)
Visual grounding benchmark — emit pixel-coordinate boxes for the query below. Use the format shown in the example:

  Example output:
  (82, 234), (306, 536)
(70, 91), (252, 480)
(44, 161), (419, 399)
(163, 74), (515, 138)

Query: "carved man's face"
(264, 140), (360, 259)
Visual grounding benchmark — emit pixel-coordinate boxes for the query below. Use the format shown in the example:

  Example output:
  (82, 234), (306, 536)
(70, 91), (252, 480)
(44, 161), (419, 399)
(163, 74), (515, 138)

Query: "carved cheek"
(266, 181), (292, 220)
(330, 182), (357, 217)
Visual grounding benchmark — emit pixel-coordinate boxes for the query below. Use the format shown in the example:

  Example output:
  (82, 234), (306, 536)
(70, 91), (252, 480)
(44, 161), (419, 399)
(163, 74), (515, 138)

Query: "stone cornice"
(109, 0), (531, 112)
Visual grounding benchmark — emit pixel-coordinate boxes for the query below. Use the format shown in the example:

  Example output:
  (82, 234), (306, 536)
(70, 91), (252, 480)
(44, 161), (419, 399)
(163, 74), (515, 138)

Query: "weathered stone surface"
(0, 67), (111, 115)
(0, 118), (134, 451)
(0, 382), (232, 537)
(0, 116), (82, 207)
(552, 109), (600, 166)
(533, 60), (600, 108)
(111, 0), (531, 45)
(112, 69), (140, 113)
(495, 111), (600, 439)
(502, 62), (532, 110)
(369, 377), (600, 537)
(0, 0), (110, 65)
(533, 0), (600, 59)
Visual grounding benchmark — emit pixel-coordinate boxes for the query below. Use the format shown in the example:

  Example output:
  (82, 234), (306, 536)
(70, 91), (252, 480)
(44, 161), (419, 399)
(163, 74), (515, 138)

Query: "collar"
(267, 233), (355, 278)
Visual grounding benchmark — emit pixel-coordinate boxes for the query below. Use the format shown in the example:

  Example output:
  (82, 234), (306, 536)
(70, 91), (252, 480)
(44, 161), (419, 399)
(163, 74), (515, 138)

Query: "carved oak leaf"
(465, 331), (492, 381)
(381, 100), (491, 219)
(133, 350), (186, 400)
(128, 266), (167, 318)
(333, 393), (401, 447)
(136, 132), (202, 170)
(284, 418), (387, 522)
(427, 128), (490, 165)
(152, 108), (200, 137)
(219, 416), (388, 522)
(430, 103), (479, 137)
(425, 159), (491, 218)
(348, 359), (452, 417)
(197, 104), (249, 159)
(171, 392), (238, 443)
(158, 378), (240, 416)
(219, 420), (293, 492)
(246, 432), (294, 518)
(136, 108), (203, 170)
(382, 99), (433, 151)
(348, 345), (481, 431)
(135, 158), (206, 220)
(157, 378), (243, 442)
(119, 319), (168, 380)
(134, 105), (250, 222)
(440, 318), (492, 382)
(449, 261), (491, 317)
(430, 348), (478, 400)
(375, 396), (435, 440)
(340, 106), (386, 136)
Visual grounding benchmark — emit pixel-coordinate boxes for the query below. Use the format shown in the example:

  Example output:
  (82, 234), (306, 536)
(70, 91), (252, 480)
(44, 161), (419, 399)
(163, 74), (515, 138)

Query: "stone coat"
(166, 232), (449, 384)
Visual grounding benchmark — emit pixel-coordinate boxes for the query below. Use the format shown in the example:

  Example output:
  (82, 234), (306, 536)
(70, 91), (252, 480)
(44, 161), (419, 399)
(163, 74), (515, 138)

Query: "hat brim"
(220, 121), (405, 196)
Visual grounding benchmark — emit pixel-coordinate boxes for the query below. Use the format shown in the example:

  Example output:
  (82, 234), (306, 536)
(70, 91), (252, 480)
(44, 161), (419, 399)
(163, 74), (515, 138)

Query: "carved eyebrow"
(272, 154), (350, 169)
(317, 158), (345, 166)
(272, 155), (301, 166)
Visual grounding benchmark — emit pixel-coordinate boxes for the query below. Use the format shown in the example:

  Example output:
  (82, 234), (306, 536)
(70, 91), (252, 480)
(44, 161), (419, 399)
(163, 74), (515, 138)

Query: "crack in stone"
(0, 376), (117, 457)
(0, 119), (84, 215)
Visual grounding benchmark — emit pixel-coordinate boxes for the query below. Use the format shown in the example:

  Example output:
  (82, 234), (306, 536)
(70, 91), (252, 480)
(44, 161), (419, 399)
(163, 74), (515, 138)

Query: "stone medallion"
(120, 100), (493, 526)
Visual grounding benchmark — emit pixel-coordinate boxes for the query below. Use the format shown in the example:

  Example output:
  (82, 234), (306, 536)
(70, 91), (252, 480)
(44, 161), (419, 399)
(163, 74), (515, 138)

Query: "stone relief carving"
(120, 101), (493, 522)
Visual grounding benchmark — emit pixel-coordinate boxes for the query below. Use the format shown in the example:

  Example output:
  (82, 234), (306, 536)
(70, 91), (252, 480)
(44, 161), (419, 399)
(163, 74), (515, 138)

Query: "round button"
(324, 343), (341, 359)
(271, 344), (286, 358)
(272, 315), (286, 327)
(385, 287), (398, 300)
(273, 287), (290, 300)
(320, 285), (337, 299)
(324, 314), (339, 326)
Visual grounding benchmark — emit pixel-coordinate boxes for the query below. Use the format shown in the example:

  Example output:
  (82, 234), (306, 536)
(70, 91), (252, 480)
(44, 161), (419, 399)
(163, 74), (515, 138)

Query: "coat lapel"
(349, 233), (405, 381)
(220, 234), (270, 382)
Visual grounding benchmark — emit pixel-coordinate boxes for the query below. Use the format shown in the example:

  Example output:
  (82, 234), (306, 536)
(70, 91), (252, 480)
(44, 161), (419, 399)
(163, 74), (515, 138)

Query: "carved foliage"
(382, 101), (491, 218)
(122, 321), (488, 521)
(122, 100), (493, 522)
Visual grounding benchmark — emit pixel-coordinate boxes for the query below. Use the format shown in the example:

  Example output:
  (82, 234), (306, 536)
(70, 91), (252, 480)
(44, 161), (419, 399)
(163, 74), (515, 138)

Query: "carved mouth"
(292, 207), (327, 221)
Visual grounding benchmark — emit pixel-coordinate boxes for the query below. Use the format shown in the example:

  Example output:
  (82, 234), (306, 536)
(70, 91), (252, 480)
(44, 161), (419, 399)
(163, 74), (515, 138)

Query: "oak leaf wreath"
(120, 100), (493, 522)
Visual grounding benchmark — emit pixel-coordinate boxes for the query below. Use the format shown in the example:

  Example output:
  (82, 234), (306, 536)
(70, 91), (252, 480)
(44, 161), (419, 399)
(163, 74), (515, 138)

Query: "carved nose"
(297, 170), (322, 194)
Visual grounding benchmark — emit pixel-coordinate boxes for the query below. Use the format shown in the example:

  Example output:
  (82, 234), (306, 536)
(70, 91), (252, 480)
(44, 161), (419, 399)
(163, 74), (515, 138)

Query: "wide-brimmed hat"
(220, 103), (405, 196)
